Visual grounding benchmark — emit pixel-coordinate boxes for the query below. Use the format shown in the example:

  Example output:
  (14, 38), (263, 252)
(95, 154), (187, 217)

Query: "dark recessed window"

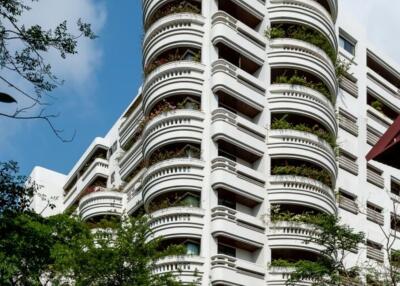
(218, 243), (236, 257)
(339, 35), (355, 55)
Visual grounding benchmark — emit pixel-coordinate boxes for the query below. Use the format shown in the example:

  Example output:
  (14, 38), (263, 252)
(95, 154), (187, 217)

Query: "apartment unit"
(30, 0), (400, 284)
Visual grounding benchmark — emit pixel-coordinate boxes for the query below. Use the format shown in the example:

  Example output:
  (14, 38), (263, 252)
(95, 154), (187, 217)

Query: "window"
(185, 241), (200, 255)
(108, 141), (118, 158)
(218, 243), (236, 257)
(339, 35), (355, 55)
(391, 178), (400, 197)
(110, 172), (115, 184)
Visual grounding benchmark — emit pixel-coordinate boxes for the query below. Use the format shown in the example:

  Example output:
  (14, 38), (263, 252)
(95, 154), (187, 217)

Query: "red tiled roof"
(366, 115), (400, 168)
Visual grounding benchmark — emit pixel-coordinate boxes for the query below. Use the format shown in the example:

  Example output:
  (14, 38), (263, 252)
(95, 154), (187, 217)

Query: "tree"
(363, 198), (400, 286)
(50, 216), (190, 286)
(0, 161), (189, 286)
(271, 212), (365, 285)
(0, 0), (96, 141)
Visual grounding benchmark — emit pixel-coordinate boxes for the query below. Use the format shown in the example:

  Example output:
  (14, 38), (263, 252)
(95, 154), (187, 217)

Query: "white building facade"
(31, 0), (400, 284)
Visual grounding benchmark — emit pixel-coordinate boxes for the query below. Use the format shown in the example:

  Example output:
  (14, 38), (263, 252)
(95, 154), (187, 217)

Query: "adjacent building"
(30, 0), (400, 284)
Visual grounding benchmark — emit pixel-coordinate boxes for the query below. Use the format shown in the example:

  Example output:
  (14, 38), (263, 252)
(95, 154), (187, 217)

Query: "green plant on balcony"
(274, 71), (332, 102)
(148, 144), (201, 167)
(144, 49), (201, 76)
(86, 216), (120, 230)
(271, 115), (337, 148)
(265, 24), (335, 62)
(272, 163), (332, 187)
(266, 24), (351, 81)
(269, 209), (365, 286)
(148, 192), (200, 213)
(371, 99), (384, 112)
(145, 0), (201, 30)
(123, 98), (200, 152)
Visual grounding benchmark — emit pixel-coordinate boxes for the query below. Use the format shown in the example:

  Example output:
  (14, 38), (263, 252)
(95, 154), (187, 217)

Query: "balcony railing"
(367, 245), (384, 262)
(367, 167), (384, 188)
(367, 208), (384, 226)
(338, 195), (358, 214)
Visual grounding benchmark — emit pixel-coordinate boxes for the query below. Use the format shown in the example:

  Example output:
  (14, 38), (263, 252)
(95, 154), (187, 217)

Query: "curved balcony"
(268, 221), (323, 254)
(64, 158), (109, 208)
(210, 157), (266, 203)
(268, 267), (313, 286)
(143, 13), (204, 65)
(269, 38), (337, 98)
(154, 255), (205, 285)
(211, 60), (266, 113)
(268, 84), (337, 136)
(143, 61), (204, 114)
(142, 110), (204, 159)
(211, 108), (265, 157)
(142, 158), (204, 208)
(268, 129), (337, 183)
(211, 206), (265, 248)
(268, 0), (337, 50)
(119, 140), (143, 180)
(148, 207), (205, 240)
(268, 175), (336, 214)
(78, 190), (123, 221)
(210, 255), (265, 286)
(211, 11), (266, 66)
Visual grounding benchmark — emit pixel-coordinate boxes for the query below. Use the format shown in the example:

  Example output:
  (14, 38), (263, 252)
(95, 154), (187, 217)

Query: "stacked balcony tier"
(268, 129), (338, 184)
(268, 84), (337, 136)
(78, 190), (124, 221)
(210, 157), (266, 203)
(210, 255), (265, 286)
(143, 13), (205, 65)
(211, 108), (266, 158)
(268, 175), (336, 214)
(211, 11), (266, 66)
(143, 61), (205, 114)
(64, 158), (109, 208)
(211, 59), (266, 113)
(154, 255), (205, 285)
(211, 206), (265, 248)
(142, 158), (204, 208)
(268, 221), (324, 253)
(148, 206), (205, 240)
(268, 38), (337, 98)
(142, 110), (205, 159)
(268, 0), (337, 49)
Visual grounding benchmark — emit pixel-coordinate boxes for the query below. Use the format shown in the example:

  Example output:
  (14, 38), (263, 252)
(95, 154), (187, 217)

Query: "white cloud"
(22, 0), (107, 90)
(0, 0), (107, 149)
(340, 0), (400, 67)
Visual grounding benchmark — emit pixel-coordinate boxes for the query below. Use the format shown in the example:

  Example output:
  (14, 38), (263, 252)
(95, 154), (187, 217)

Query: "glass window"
(186, 242), (200, 255)
(339, 35), (355, 55)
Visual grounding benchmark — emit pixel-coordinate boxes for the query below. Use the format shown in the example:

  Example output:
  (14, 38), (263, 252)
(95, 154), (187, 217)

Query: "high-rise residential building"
(30, 0), (400, 284)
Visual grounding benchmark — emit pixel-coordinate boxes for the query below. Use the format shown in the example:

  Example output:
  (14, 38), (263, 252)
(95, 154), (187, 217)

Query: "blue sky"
(1, 0), (400, 176)
(0, 0), (142, 175)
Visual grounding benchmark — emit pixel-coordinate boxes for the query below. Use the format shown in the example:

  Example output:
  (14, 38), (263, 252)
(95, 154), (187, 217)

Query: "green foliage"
(0, 161), (189, 286)
(51, 216), (188, 286)
(274, 71), (332, 102)
(371, 99), (384, 112)
(271, 163), (332, 187)
(0, 1), (96, 141)
(123, 98), (200, 152)
(0, 161), (41, 214)
(144, 49), (201, 75)
(265, 24), (336, 62)
(266, 24), (351, 81)
(271, 213), (365, 286)
(145, 0), (201, 30)
(271, 115), (336, 148)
